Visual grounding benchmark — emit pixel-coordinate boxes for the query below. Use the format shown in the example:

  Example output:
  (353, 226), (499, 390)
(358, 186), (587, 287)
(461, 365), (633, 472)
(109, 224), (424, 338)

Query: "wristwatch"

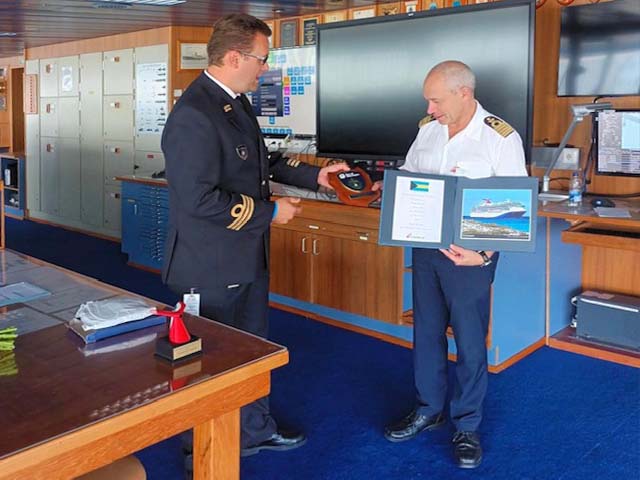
(478, 250), (492, 267)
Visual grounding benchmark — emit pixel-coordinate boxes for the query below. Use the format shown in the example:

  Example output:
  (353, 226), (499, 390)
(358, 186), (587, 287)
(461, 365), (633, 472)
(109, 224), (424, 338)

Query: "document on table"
(0, 282), (51, 307)
(0, 306), (62, 335)
(391, 175), (446, 244)
(594, 207), (631, 218)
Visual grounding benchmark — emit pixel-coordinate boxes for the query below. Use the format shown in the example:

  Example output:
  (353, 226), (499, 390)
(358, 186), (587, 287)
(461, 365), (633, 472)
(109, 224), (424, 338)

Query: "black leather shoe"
(452, 431), (482, 469)
(241, 430), (307, 457)
(384, 409), (445, 442)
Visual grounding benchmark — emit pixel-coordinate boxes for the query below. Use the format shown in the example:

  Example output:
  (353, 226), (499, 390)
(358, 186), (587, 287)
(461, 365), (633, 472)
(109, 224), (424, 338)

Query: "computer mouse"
(590, 197), (615, 208)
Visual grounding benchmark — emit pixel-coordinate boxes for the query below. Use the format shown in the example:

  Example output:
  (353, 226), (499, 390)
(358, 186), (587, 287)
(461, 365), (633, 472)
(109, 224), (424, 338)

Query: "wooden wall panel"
(582, 247), (640, 297)
(534, 0), (640, 196)
(10, 68), (25, 152)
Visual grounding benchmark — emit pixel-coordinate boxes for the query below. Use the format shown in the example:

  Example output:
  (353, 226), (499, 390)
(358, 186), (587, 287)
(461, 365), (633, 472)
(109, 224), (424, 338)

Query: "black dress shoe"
(384, 409), (445, 442)
(452, 431), (482, 469)
(241, 430), (307, 457)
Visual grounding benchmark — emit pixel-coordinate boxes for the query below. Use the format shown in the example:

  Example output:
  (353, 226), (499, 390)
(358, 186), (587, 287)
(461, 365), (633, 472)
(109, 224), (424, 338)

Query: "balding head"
(422, 60), (478, 134)
(426, 61), (476, 93)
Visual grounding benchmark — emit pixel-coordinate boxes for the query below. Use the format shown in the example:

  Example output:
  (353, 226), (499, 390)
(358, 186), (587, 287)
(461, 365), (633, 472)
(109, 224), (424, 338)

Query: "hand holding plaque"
(328, 167), (381, 207)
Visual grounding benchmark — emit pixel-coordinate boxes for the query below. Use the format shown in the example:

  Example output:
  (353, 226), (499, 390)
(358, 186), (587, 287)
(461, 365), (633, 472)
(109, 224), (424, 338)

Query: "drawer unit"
(121, 179), (169, 270)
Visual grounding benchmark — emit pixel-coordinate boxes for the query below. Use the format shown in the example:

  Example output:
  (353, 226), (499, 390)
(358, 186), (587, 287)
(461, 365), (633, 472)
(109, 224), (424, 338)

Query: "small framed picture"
(178, 42), (208, 70)
(404, 1), (419, 13)
(323, 10), (347, 23)
(378, 3), (401, 16)
(0, 67), (6, 78)
(350, 7), (376, 20)
(279, 19), (299, 48)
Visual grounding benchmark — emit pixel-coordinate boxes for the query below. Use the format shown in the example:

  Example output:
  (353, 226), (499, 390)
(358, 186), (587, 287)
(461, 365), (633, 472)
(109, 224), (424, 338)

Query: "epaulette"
(484, 116), (514, 137)
(418, 114), (435, 128)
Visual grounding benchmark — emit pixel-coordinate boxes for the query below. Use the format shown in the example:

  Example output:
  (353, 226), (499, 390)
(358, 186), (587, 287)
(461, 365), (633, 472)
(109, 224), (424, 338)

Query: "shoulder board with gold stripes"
(484, 116), (514, 137)
(418, 114), (435, 128)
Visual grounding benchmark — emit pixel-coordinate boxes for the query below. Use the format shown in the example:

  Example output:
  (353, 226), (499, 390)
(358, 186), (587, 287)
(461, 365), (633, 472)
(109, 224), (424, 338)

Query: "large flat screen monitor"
(557, 0), (640, 97)
(316, 0), (535, 161)
(596, 110), (640, 177)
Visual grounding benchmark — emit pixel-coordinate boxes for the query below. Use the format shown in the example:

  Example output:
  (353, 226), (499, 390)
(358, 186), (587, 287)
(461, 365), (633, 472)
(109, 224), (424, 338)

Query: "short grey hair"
(427, 60), (476, 92)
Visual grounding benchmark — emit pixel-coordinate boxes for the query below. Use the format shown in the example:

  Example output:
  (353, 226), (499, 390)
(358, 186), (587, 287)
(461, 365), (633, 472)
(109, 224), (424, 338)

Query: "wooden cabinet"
(270, 228), (312, 301)
(269, 200), (404, 324)
(540, 200), (640, 367)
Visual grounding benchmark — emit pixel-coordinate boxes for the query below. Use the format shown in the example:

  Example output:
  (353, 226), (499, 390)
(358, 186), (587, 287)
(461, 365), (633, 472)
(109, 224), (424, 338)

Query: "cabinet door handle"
(312, 238), (319, 256)
(301, 236), (308, 254)
(133, 204), (138, 215)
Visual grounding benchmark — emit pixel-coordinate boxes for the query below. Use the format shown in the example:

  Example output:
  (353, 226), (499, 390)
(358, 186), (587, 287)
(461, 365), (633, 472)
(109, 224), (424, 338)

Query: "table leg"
(193, 409), (240, 479)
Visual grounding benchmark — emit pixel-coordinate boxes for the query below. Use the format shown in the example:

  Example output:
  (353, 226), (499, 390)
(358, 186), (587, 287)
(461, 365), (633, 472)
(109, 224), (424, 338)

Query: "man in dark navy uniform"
(382, 61), (527, 468)
(161, 13), (347, 466)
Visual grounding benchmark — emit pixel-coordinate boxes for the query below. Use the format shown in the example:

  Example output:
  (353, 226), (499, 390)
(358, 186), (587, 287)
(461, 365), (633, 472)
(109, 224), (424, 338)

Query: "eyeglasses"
(239, 51), (269, 65)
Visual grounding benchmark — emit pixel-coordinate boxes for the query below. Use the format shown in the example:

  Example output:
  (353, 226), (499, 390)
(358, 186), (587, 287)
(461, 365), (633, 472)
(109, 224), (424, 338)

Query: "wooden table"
(0, 250), (288, 479)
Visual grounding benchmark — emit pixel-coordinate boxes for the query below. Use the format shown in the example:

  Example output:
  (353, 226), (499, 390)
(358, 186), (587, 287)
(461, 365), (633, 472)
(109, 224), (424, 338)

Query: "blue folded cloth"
(69, 315), (165, 343)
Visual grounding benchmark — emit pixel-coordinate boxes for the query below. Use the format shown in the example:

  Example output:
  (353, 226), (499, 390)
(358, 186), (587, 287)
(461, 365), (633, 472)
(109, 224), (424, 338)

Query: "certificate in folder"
(378, 170), (538, 252)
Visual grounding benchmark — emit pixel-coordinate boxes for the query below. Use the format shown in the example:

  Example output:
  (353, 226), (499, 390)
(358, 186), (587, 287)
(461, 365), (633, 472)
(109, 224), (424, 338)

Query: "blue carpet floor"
(6, 218), (640, 480)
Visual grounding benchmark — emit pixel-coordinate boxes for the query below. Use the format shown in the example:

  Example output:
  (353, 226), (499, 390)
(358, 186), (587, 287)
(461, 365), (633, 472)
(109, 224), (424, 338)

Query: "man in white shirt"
(383, 61), (527, 469)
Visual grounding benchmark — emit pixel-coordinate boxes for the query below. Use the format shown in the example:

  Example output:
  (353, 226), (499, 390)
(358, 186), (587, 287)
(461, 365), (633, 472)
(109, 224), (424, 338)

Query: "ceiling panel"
(0, 0), (370, 58)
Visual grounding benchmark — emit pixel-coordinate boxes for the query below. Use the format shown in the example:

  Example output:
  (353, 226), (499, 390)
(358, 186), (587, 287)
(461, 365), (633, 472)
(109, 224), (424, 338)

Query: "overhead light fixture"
(0, 32), (18, 37)
(91, 0), (186, 8)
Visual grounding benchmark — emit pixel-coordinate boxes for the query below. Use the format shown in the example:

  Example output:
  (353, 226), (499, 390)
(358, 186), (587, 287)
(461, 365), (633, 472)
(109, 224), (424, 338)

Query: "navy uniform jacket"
(161, 72), (320, 289)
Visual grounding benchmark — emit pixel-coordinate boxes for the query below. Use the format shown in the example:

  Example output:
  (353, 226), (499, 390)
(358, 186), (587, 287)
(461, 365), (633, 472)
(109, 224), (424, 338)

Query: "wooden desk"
(0, 250), (288, 479)
(538, 198), (640, 367)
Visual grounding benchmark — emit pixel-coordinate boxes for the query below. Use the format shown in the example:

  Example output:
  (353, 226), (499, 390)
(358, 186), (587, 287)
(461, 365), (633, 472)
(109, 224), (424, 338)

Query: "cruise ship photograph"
(460, 189), (532, 241)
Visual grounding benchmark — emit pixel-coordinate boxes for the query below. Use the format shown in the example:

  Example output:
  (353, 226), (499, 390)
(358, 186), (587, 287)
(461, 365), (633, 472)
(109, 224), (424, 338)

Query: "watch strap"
(478, 250), (492, 267)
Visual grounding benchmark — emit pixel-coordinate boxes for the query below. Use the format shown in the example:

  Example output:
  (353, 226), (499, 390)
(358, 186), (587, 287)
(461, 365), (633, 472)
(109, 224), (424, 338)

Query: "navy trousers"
(412, 248), (498, 432)
(169, 272), (277, 448)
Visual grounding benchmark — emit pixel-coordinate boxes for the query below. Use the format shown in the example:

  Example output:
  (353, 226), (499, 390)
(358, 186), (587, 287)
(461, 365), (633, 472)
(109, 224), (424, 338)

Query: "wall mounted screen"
(316, 0), (534, 161)
(558, 0), (640, 97)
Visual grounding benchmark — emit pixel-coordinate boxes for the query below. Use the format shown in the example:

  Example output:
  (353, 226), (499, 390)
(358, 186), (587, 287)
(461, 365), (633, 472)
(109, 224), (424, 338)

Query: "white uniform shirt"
(401, 101), (527, 178)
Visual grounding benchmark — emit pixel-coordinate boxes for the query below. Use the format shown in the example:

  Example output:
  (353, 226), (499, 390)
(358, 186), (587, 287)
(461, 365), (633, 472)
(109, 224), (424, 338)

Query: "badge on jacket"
(236, 145), (248, 160)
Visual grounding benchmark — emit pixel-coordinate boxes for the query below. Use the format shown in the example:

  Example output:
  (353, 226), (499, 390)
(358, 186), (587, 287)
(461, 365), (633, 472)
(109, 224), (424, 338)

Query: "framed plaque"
(403, 1), (419, 12)
(302, 17), (320, 45)
(279, 19), (298, 48)
(421, 0), (444, 9)
(378, 2), (401, 16)
(350, 7), (376, 20)
(178, 42), (208, 70)
(323, 10), (347, 23)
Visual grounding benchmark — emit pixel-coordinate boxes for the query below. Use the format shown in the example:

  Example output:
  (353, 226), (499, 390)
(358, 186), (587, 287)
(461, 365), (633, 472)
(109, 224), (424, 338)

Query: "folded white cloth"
(75, 297), (156, 331)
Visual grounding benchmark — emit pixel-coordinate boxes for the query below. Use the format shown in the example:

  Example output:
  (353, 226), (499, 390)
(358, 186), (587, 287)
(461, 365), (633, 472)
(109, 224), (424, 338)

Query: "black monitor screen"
(558, 0), (640, 97)
(596, 110), (640, 177)
(316, 0), (534, 161)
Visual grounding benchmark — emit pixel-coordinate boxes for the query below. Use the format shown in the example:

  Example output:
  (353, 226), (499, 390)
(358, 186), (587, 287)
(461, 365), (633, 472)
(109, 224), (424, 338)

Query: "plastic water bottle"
(568, 170), (583, 206)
